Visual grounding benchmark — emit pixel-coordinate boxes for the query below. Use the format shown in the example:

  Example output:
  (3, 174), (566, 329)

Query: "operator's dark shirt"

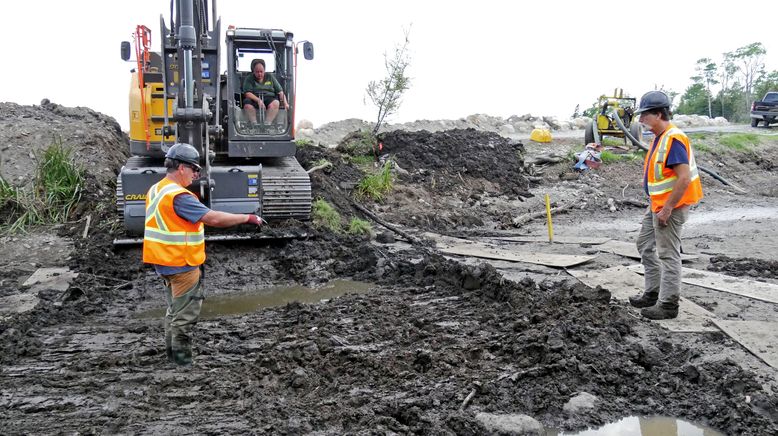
(643, 137), (689, 196)
(154, 194), (210, 276)
(242, 72), (282, 98)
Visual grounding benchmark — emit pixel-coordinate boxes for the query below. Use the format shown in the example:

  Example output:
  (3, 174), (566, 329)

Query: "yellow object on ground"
(530, 128), (552, 143)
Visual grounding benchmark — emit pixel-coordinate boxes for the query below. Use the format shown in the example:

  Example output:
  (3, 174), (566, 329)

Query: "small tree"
(694, 58), (718, 118)
(366, 27), (412, 137)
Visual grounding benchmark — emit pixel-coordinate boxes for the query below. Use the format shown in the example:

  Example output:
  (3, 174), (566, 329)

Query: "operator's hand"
(656, 207), (671, 226)
(246, 214), (266, 227)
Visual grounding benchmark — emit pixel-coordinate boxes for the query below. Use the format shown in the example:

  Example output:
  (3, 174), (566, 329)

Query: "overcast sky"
(2, 0), (776, 131)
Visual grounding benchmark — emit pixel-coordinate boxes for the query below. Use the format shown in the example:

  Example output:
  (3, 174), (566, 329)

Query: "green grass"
(693, 141), (712, 153)
(347, 155), (375, 166)
(598, 150), (642, 163)
(718, 133), (760, 151)
(312, 198), (341, 233)
(688, 133), (708, 141)
(601, 137), (628, 147)
(294, 138), (314, 147)
(347, 218), (372, 236)
(356, 160), (393, 201)
(0, 139), (84, 234)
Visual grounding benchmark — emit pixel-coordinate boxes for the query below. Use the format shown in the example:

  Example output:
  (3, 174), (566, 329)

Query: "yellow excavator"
(584, 88), (643, 147)
(116, 0), (314, 244)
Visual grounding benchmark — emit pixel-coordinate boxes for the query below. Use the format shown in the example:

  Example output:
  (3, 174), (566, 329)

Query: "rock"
(296, 119), (314, 130)
(475, 412), (544, 435)
(500, 124), (516, 134)
(563, 391), (599, 413)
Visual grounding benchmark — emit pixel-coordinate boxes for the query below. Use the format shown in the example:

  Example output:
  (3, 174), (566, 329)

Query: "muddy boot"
(165, 330), (174, 363)
(171, 335), (193, 366)
(641, 302), (679, 320)
(629, 292), (658, 308)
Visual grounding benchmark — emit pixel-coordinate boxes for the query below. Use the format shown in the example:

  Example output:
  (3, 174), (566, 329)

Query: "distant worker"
(143, 143), (266, 366)
(628, 91), (703, 320)
(242, 58), (289, 125)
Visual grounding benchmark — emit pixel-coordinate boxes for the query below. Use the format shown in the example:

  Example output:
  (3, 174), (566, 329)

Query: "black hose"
(610, 112), (745, 192)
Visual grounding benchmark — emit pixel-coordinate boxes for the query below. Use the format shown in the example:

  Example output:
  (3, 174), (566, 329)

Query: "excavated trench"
(1, 102), (778, 434)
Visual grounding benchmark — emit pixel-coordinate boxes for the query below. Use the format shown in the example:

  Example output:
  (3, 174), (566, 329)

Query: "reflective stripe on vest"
(646, 128), (699, 196)
(145, 183), (187, 231)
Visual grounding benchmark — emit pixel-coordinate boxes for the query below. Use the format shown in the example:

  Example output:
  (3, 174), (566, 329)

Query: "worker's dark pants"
(162, 269), (203, 366)
(636, 205), (689, 307)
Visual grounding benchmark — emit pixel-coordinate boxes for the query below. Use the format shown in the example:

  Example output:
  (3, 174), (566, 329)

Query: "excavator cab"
(221, 28), (307, 158)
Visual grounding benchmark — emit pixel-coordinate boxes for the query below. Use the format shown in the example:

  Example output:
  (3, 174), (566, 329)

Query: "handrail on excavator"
(134, 25), (153, 149)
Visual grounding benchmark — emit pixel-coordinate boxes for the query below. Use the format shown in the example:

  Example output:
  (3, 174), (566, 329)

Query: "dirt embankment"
(1, 101), (778, 435)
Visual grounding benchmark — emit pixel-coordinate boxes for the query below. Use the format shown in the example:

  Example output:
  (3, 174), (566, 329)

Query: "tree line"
(676, 42), (777, 122)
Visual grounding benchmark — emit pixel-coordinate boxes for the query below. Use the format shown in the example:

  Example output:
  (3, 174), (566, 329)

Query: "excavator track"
(261, 157), (311, 220)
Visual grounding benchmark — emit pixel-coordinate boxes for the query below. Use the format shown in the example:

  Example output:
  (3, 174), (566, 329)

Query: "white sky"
(2, 0), (776, 131)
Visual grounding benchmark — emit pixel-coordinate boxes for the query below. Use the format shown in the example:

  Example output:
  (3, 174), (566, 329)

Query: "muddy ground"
(1, 102), (778, 435)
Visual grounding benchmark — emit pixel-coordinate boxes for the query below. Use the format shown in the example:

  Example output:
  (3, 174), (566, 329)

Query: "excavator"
(116, 0), (314, 244)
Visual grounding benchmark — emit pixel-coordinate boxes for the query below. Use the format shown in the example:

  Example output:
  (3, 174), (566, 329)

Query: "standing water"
(549, 416), (724, 435)
(136, 280), (372, 320)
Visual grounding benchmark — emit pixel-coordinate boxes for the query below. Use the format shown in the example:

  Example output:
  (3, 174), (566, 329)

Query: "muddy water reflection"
(550, 416), (724, 436)
(136, 280), (372, 320)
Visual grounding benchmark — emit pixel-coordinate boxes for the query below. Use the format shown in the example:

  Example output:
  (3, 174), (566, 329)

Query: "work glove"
(246, 214), (266, 227)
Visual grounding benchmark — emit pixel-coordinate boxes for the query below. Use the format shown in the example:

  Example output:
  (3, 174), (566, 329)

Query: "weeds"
(347, 218), (372, 236)
(312, 198), (342, 233)
(356, 160), (393, 201)
(0, 139), (84, 234)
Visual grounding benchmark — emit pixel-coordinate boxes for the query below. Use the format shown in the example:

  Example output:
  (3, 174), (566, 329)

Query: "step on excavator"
(115, 0), (314, 245)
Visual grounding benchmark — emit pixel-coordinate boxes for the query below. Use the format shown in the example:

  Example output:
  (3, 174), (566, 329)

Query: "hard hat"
(165, 143), (201, 169)
(530, 128), (552, 143)
(634, 91), (671, 114)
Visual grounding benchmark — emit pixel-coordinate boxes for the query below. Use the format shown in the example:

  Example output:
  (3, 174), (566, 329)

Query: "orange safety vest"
(643, 124), (703, 212)
(142, 178), (206, 266)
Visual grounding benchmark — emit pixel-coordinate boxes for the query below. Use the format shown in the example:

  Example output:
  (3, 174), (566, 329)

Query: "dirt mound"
(708, 255), (778, 279)
(381, 128), (531, 198)
(0, 100), (128, 189)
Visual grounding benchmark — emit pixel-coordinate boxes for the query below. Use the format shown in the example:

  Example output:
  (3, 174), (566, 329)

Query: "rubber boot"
(629, 292), (658, 308)
(165, 330), (174, 363)
(641, 302), (679, 320)
(172, 334), (193, 366)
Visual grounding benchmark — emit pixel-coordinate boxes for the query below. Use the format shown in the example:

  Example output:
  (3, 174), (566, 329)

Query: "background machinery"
(584, 88), (643, 148)
(117, 0), (314, 240)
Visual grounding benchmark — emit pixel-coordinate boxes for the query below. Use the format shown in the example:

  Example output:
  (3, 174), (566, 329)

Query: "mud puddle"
(135, 279), (372, 320)
(551, 415), (724, 435)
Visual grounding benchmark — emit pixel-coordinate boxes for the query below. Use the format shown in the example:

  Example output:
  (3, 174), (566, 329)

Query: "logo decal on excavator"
(125, 194), (147, 200)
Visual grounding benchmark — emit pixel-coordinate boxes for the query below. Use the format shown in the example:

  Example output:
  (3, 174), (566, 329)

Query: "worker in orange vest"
(628, 91), (703, 320)
(143, 143), (265, 366)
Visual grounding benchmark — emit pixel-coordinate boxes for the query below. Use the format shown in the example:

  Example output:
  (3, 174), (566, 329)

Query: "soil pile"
(381, 128), (531, 198)
(708, 255), (778, 279)
(0, 100), (128, 188)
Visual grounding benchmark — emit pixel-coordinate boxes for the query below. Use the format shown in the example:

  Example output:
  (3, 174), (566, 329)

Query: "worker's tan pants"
(636, 205), (689, 306)
(162, 268), (203, 365)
